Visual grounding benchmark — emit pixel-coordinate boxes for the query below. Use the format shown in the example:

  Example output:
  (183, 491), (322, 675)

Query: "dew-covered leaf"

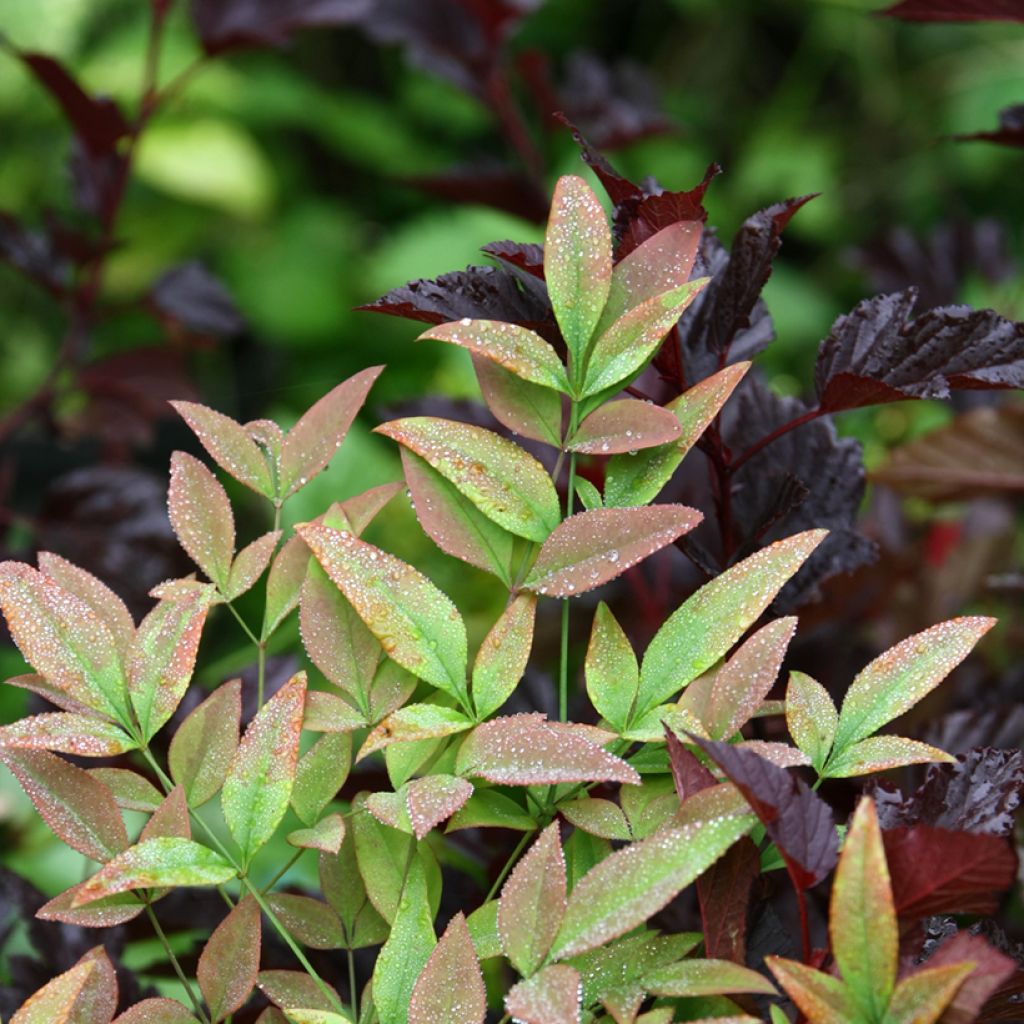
(302, 691), (365, 733)
(764, 957), (854, 1024)
(824, 735), (955, 778)
(637, 530), (826, 717)
(266, 893), (343, 950)
(472, 594), (536, 719)
(446, 789), (537, 832)
(551, 814), (754, 959)
(559, 796), (632, 840)
(9, 955), (99, 1024)
(258, 971), (340, 1015)
(265, 536), (312, 637)
(112, 998), (201, 1023)
(222, 672), (306, 864)
(198, 896), (261, 1022)
(585, 602), (639, 731)
(375, 417), (560, 542)
(288, 812), (346, 854)
(885, 963), (976, 1024)
(170, 401), (275, 497)
(644, 958), (777, 997)
(359, 703), (474, 760)
(456, 713), (639, 786)
(568, 399), (682, 454)
(36, 879), (145, 927)
(225, 531), (281, 601)
(339, 481), (405, 535)
(279, 368), (382, 499)
(785, 671), (838, 773)
(298, 523), (468, 701)
(291, 733), (351, 825)
(523, 505), (701, 598)
(72, 838), (235, 906)
(473, 356), (564, 447)
(409, 912), (486, 1024)
(545, 175), (612, 379)
(505, 964), (582, 1024)
(404, 774), (474, 839)
(0, 713), (137, 757)
(140, 785), (190, 842)
(0, 748), (127, 861)
(168, 452), (235, 588)
(89, 767), (163, 812)
(169, 678), (241, 806)
(604, 363), (749, 507)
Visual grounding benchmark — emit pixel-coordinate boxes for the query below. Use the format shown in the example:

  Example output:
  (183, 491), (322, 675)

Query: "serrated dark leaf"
(482, 239), (545, 278)
(954, 103), (1024, 146)
(665, 725), (716, 803)
(697, 835), (760, 963)
(922, 705), (1024, 755)
(0, 213), (69, 293)
(151, 262), (244, 336)
(880, 0), (1024, 22)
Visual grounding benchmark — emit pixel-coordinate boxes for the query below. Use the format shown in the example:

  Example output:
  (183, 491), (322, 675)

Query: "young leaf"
(545, 175), (612, 378)
(765, 957), (854, 1024)
(524, 505), (701, 598)
(374, 417), (560, 542)
(9, 956), (98, 1024)
(644, 959), (777, 997)
(785, 671), (838, 772)
(885, 963), (976, 1024)
(823, 735), (955, 778)
(197, 897), (261, 1023)
(298, 523), (468, 702)
(168, 451), (235, 588)
(567, 399), (682, 454)
(169, 679), (242, 806)
(279, 367), (383, 498)
(473, 356), (563, 447)
(574, 477), (603, 509)
(831, 617), (995, 755)
(72, 838), (236, 906)
(637, 530), (826, 717)
(418, 320), (568, 391)
(264, 535), (311, 637)
(222, 672), (306, 864)
(0, 713), (137, 757)
(0, 748), (128, 861)
(505, 964), (582, 1024)
(585, 602), (639, 731)
(409, 913), (486, 1024)
(140, 785), (190, 842)
(112, 999), (202, 1023)
(288, 812), (346, 854)
(498, 822), (567, 976)
(224, 530), (281, 601)
(471, 594), (536, 718)
(170, 401), (275, 497)
(359, 704), (474, 759)
(292, 733), (352, 824)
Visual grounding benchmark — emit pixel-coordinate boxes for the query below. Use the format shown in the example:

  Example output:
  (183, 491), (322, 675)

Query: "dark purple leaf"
(405, 164), (549, 223)
(0, 213), (69, 293)
(665, 725), (716, 803)
(815, 290), (1024, 412)
(68, 139), (127, 222)
(880, 0), (1024, 21)
(697, 835), (760, 964)
(691, 735), (839, 889)
(954, 103), (1024, 146)
(151, 262), (244, 336)
(482, 239), (545, 279)
(922, 705), (1024, 755)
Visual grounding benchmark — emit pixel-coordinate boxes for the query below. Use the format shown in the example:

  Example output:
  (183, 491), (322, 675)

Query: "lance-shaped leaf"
(37, 880), (145, 928)
(921, 931), (1015, 1024)
(375, 417), (560, 542)
(339, 481), (405, 535)
(785, 672), (838, 773)
(765, 957), (854, 1024)
(170, 401), (275, 497)
(258, 972), (340, 1014)
(823, 735), (954, 778)
(169, 679), (241, 806)
(644, 959), (777, 997)
(112, 999), (202, 1023)
(89, 768), (163, 812)
(585, 602), (639, 731)
(266, 894), (344, 949)
(359, 703), (474, 759)
(401, 449), (515, 584)
(568, 399), (682, 454)
(637, 530), (826, 717)
(409, 913), (486, 1024)
(9, 955), (99, 1024)
(419, 320), (568, 391)
(456, 713), (639, 785)
(545, 175), (612, 377)
(582, 279), (708, 397)
(473, 356), (563, 447)
(0, 748), (127, 861)
(559, 796), (632, 840)
(551, 813), (754, 960)
(279, 367), (383, 498)
(129, 588), (214, 740)
(372, 853), (436, 1024)
(524, 505), (701, 598)
(691, 737), (838, 889)
(303, 692), (365, 733)
(298, 523), (468, 701)
(140, 786), (190, 842)
(224, 531), (281, 601)
(198, 897), (261, 1022)
(697, 835), (760, 964)
(604, 362), (749, 507)
(0, 713), (137, 757)
(168, 452), (235, 588)
(72, 838), (236, 906)
(472, 594), (536, 718)
(0, 561), (128, 723)
(831, 617), (995, 755)
(264, 536), (311, 637)
(886, 963), (976, 1024)
(288, 812), (346, 854)
(292, 734), (351, 824)
(222, 672), (306, 864)
(506, 964), (582, 1024)
(498, 822), (567, 975)
(831, 798), (896, 1020)
(447, 789), (537, 832)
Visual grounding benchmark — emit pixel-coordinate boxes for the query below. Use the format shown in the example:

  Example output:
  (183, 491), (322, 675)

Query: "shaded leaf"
(302, 691), (365, 733)
(9, 956), (99, 1024)
(409, 913), (485, 1024)
(266, 893), (343, 950)
(151, 261), (244, 336)
(36, 880), (144, 928)
(169, 679), (241, 806)
(473, 356), (564, 447)
(921, 930), (1016, 1024)
(340, 481), (405, 535)
(291, 733), (352, 825)
(198, 897), (261, 1022)
(140, 786), (190, 842)
(559, 796), (631, 840)
(697, 836), (760, 964)
(258, 971), (340, 1014)
(505, 964), (582, 1024)
(446, 789), (536, 832)
(0, 713), (136, 757)
(89, 768), (163, 812)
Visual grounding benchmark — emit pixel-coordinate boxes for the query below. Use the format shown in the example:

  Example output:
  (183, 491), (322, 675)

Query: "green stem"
(484, 830), (534, 903)
(144, 899), (210, 1024)
(348, 945), (359, 1020)
(225, 601), (260, 645)
(558, 399), (580, 723)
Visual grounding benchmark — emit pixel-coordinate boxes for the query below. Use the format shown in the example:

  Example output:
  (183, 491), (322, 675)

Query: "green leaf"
(291, 733), (352, 825)
(409, 913), (486, 1024)
(168, 451), (235, 588)
(505, 964), (582, 1024)
(258, 972), (341, 1015)
(284, 1012), (353, 1024)
(831, 798), (896, 1020)
(359, 703), (474, 760)
(198, 897), (261, 1022)
(299, 523), (468, 702)
(112, 997), (202, 1023)
(446, 789), (537, 832)
(551, 815), (754, 960)
(266, 893), (344, 949)
(0, 713), (137, 757)
(567, 398), (682, 454)
(545, 175), (612, 382)
(636, 530), (826, 718)
(604, 363), (749, 507)
(785, 671), (838, 773)
(352, 801), (416, 925)
(288, 813), (346, 854)
(9, 956), (98, 1024)
(72, 838), (236, 906)
(559, 796), (631, 841)
(471, 594), (536, 718)
(765, 957), (854, 1024)
(884, 962), (975, 1024)
(585, 602), (639, 732)
(222, 672), (306, 864)
(419, 319), (569, 391)
(225, 530), (281, 601)
(643, 959), (777, 997)
(264, 536), (312, 638)
(169, 678), (241, 806)
(823, 735), (956, 779)
(89, 768), (163, 812)
(574, 477), (603, 510)
(375, 417), (560, 542)
(465, 900), (501, 959)
(303, 691), (365, 733)
(473, 356), (564, 448)
(832, 617), (995, 754)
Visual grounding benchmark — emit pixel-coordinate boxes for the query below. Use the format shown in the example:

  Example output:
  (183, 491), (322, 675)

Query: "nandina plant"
(1, 171), (1021, 1024)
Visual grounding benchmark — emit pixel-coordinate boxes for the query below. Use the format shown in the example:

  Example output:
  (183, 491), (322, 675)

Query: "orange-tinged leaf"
(168, 451), (235, 588)
(4, 672), (97, 715)
(498, 822), (567, 975)
(824, 735), (955, 778)
(505, 963), (582, 1024)
(198, 897), (261, 1022)
(885, 962), (976, 1024)
(585, 602), (639, 731)
(113, 998), (201, 1023)
(568, 398), (682, 454)
(140, 785), (190, 842)
(524, 505), (701, 598)
(765, 956), (853, 1024)
(225, 530), (281, 601)
(169, 678), (241, 806)
(473, 355), (564, 447)
(644, 958), (777, 997)
(279, 367), (383, 498)
(222, 672), (306, 863)
(359, 703), (474, 759)
(409, 912), (486, 1024)
(472, 594), (536, 719)
(10, 956), (98, 1024)
(264, 535), (311, 637)
(786, 671), (838, 772)
(0, 747), (127, 861)
(0, 713), (137, 757)
(37, 880), (145, 928)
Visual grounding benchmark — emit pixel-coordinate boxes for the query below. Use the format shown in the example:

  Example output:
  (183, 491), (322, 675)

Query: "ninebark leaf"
(168, 451), (235, 588)
(696, 836), (760, 964)
(471, 594), (536, 718)
(0, 713), (137, 757)
(505, 964), (582, 1024)
(169, 678), (241, 806)
(785, 671), (838, 772)
(568, 398), (682, 454)
(198, 897), (261, 1022)
(222, 672), (306, 864)
(409, 913), (486, 1024)
(473, 356), (563, 447)
(585, 602), (639, 731)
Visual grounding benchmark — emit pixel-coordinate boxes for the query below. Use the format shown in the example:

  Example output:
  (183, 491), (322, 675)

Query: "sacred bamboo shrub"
(0, 173), (1020, 1024)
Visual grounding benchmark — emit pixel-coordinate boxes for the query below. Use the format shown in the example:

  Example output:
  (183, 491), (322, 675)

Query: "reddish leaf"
(151, 261), (244, 336)
(265, 893), (343, 949)
(168, 679), (241, 806)
(3, 672), (96, 716)
(340, 481), (405, 534)
(697, 836), (760, 963)
(168, 451), (235, 587)
(89, 768), (163, 812)
(473, 355), (564, 447)
(887, 962), (975, 1024)
(0, 748), (127, 861)
(505, 964), (582, 1024)
(523, 505), (702, 598)
(140, 785), (191, 842)
(665, 726), (716, 803)
(0, 713), (136, 757)
(922, 931), (1016, 1024)
(406, 774), (475, 839)
(287, 812), (346, 853)
(197, 897), (261, 1022)
(224, 531), (281, 600)
(881, 0), (1024, 20)
(113, 999), (201, 1023)
(257, 971), (340, 1013)
(37, 880), (145, 928)
(568, 399), (682, 454)
(409, 912), (486, 1024)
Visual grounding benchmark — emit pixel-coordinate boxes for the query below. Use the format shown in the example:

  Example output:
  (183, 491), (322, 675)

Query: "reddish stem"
(728, 407), (823, 475)
(486, 67), (545, 183)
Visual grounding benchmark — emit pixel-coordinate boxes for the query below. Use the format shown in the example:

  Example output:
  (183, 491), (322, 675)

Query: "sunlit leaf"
(585, 602), (639, 731)
(472, 594), (536, 718)
(824, 735), (955, 777)
(568, 399), (682, 454)
(785, 671), (838, 773)
(409, 912), (486, 1024)
(198, 897), (261, 1022)
(168, 451), (235, 588)
(169, 678), (241, 806)
(0, 713), (137, 757)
